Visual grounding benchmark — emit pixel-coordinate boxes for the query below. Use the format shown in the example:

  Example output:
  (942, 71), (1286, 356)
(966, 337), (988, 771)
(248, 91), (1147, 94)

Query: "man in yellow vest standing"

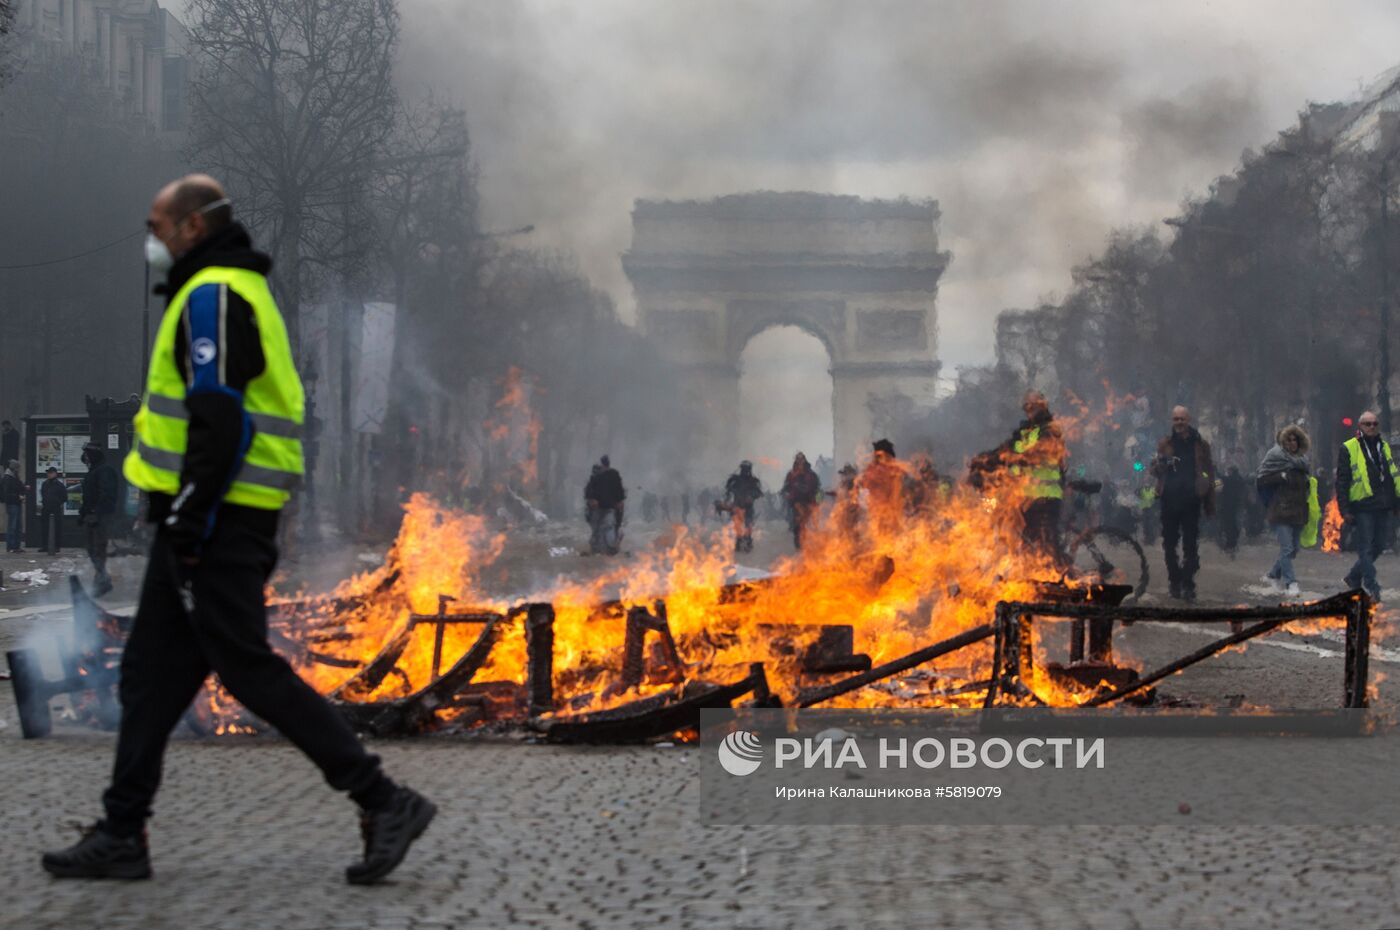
(1336, 410), (1397, 602)
(42, 175), (435, 884)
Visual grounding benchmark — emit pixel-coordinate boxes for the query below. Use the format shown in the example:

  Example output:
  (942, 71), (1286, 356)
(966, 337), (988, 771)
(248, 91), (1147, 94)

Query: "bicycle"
(1060, 479), (1150, 603)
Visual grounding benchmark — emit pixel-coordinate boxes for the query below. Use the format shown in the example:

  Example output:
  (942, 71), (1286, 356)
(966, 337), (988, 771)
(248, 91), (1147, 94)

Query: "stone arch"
(623, 192), (949, 476)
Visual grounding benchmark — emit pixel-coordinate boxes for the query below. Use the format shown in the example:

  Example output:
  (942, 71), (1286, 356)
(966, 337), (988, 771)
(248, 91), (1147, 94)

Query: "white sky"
(393, 0), (1400, 370)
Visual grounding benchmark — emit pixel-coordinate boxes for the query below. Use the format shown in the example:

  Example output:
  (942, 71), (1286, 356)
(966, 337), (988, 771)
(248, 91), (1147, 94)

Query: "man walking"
(78, 441), (118, 595)
(722, 460), (764, 553)
(39, 466), (66, 555)
(1, 459), (26, 552)
(1337, 411), (1397, 601)
(780, 452), (822, 549)
(585, 455), (626, 554)
(1151, 406), (1216, 601)
(42, 175), (433, 884)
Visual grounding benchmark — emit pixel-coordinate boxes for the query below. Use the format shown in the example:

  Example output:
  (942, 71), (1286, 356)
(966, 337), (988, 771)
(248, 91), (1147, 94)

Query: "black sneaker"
(1183, 584), (1197, 603)
(41, 824), (151, 880)
(1169, 581), (1181, 600)
(93, 573), (114, 597)
(346, 787), (436, 885)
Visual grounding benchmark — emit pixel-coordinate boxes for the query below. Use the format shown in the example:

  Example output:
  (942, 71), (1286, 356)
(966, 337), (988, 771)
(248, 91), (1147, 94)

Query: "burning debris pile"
(8, 476), (1376, 742)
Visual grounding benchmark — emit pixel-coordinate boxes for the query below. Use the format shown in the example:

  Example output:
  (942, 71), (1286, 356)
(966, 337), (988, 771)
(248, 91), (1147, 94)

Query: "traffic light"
(1342, 417), (1354, 427)
(1132, 460), (1144, 472)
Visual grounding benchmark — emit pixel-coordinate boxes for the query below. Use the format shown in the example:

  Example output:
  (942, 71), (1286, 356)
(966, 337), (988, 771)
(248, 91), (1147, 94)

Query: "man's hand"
(163, 510), (207, 565)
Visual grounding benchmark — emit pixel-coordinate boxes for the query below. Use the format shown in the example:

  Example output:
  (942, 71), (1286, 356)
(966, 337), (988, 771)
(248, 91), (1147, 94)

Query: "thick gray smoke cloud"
(391, 0), (1400, 371)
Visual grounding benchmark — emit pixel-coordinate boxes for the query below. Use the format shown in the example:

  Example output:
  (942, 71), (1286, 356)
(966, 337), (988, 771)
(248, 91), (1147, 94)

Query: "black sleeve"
(172, 283), (267, 528)
(1336, 445), (1352, 508)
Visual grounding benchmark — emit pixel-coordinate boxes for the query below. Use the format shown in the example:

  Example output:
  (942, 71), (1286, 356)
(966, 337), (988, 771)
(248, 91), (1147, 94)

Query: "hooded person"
(1256, 424), (1312, 597)
(77, 441), (119, 595)
(780, 452), (822, 549)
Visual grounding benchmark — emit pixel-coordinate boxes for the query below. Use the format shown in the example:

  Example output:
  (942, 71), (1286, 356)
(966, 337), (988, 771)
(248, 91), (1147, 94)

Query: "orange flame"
(1322, 499), (1343, 554)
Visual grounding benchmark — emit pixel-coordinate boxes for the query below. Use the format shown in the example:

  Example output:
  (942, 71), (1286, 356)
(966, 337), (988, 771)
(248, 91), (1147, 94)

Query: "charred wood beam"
(1345, 590), (1374, 708)
(532, 663), (768, 744)
(796, 623), (996, 708)
(334, 617), (502, 736)
(526, 603), (555, 715)
(621, 601), (685, 689)
(1083, 618), (1291, 707)
(999, 590), (1362, 623)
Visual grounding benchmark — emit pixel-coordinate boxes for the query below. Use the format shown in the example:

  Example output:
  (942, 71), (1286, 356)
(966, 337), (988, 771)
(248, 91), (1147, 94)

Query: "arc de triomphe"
(622, 192), (950, 476)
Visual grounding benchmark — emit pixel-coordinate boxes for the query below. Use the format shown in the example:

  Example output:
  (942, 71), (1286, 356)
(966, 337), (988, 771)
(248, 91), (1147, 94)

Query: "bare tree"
(186, 0), (400, 354)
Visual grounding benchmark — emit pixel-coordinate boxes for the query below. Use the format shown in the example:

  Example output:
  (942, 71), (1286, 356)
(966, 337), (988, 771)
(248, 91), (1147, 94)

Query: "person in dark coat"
(1, 459), (27, 553)
(1151, 406), (1216, 601)
(1257, 425), (1311, 596)
(1216, 465), (1247, 558)
(722, 460), (764, 553)
(78, 442), (119, 596)
(1336, 411), (1397, 600)
(585, 456), (625, 554)
(780, 452), (822, 549)
(40, 466), (67, 555)
(0, 420), (18, 468)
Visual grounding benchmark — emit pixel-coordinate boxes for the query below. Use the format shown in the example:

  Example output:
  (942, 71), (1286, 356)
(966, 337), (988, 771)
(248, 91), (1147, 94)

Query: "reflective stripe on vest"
(1344, 436), (1399, 503)
(124, 266), (305, 510)
(1011, 426), (1064, 500)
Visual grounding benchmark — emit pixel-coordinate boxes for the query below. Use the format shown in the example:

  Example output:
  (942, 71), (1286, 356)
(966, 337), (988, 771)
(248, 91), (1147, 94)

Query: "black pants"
(85, 514), (110, 575)
(1161, 495), (1201, 588)
(102, 513), (392, 835)
(42, 510), (61, 554)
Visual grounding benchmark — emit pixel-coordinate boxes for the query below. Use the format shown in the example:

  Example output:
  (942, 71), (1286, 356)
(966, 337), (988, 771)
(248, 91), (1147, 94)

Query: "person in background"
(0, 420), (19, 468)
(1151, 406), (1216, 602)
(1336, 411), (1397, 601)
(780, 452), (822, 549)
(1217, 464), (1247, 559)
(78, 441), (119, 596)
(1, 459), (27, 553)
(40, 466), (66, 555)
(1256, 425), (1311, 597)
(722, 460), (764, 553)
(585, 455), (626, 554)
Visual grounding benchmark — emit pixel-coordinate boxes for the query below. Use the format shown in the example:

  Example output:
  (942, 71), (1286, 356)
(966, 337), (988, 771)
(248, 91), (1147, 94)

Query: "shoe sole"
(42, 858), (152, 880)
(345, 798), (437, 885)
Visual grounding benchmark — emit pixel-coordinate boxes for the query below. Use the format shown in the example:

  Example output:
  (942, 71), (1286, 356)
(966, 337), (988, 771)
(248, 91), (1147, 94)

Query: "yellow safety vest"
(124, 266), (304, 510)
(1011, 426), (1064, 500)
(1343, 436), (1398, 504)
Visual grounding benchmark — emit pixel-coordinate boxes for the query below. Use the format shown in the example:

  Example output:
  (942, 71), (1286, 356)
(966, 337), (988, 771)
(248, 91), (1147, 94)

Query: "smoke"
(386, 0), (1400, 373)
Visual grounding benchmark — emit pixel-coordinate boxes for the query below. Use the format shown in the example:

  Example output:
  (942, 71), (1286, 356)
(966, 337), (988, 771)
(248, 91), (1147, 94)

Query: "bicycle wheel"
(1067, 526), (1149, 603)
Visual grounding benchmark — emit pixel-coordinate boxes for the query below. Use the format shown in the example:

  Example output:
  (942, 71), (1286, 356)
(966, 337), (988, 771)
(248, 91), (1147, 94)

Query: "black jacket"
(588, 467), (626, 509)
(40, 477), (67, 514)
(1336, 435), (1398, 513)
(0, 472), (23, 505)
(149, 222), (271, 532)
(80, 450), (118, 517)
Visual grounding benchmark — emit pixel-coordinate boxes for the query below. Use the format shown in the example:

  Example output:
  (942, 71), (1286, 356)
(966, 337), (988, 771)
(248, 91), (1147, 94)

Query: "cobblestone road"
(5, 540), (1400, 928)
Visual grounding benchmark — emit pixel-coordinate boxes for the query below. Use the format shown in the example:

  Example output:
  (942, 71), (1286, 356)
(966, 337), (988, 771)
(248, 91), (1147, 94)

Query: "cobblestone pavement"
(5, 540), (1400, 928)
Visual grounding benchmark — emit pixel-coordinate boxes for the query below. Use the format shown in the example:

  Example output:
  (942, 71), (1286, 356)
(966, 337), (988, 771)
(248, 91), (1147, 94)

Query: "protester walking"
(1, 459), (26, 552)
(42, 175), (434, 885)
(39, 466), (66, 555)
(1336, 411), (1397, 602)
(78, 442), (119, 596)
(1257, 425), (1312, 597)
(780, 452), (822, 549)
(1151, 406), (1216, 601)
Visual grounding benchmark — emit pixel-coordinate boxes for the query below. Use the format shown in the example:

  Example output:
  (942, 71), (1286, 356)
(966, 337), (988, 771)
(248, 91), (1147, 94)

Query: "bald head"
(147, 174), (233, 262)
(1171, 406), (1192, 437)
(1358, 411), (1381, 435)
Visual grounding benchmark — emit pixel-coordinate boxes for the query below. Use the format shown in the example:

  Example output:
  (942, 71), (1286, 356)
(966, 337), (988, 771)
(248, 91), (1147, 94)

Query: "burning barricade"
(7, 460), (1378, 744)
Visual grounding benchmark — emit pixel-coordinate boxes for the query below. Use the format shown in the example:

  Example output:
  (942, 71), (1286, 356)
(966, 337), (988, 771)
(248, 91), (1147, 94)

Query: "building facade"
(12, 0), (188, 131)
